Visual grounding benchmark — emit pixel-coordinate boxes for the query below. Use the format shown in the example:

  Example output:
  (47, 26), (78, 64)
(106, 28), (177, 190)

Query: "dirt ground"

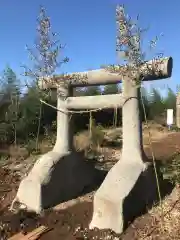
(1, 131), (180, 239)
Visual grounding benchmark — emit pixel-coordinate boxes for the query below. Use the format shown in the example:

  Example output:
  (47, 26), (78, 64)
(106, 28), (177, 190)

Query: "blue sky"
(0, 0), (179, 94)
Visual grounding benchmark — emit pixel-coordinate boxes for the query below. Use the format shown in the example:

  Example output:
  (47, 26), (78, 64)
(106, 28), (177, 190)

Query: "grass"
(161, 154), (180, 184)
(1, 121), (180, 239)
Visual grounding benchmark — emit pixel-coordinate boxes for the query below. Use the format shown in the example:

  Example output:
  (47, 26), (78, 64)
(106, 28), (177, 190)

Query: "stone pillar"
(10, 85), (99, 213)
(89, 77), (150, 233)
(121, 78), (144, 160)
(53, 86), (74, 153)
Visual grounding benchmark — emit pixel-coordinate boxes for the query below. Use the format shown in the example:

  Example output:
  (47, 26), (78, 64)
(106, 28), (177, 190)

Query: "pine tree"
(103, 84), (119, 95)
(149, 87), (165, 119)
(85, 86), (101, 96)
(164, 87), (176, 111)
(0, 66), (20, 144)
(21, 6), (69, 147)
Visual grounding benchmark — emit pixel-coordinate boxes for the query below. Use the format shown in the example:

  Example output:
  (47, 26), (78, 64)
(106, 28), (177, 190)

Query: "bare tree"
(21, 6), (70, 149)
(106, 4), (163, 85)
(23, 6), (69, 89)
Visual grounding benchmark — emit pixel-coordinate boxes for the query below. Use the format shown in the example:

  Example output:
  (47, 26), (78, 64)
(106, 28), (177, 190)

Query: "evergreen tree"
(0, 66), (21, 144)
(139, 86), (150, 120)
(0, 66), (20, 109)
(85, 86), (101, 96)
(103, 84), (119, 95)
(164, 87), (176, 112)
(148, 87), (165, 119)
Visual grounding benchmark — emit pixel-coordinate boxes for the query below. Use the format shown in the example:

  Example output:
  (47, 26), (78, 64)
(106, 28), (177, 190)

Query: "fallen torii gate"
(11, 56), (173, 234)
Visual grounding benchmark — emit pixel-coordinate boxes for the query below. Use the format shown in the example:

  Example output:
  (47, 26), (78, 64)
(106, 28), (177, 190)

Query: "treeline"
(0, 66), (177, 145)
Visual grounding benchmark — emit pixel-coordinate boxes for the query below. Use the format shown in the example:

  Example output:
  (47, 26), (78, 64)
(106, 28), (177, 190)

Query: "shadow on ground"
(122, 159), (174, 231)
(83, 156), (174, 232)
(75, 153), (108, 196)
(0, 156), (175, 240)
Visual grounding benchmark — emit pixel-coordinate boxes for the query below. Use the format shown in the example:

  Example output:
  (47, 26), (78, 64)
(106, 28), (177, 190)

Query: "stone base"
(89, 160), (162, 234)
(11, 150), (104, 213)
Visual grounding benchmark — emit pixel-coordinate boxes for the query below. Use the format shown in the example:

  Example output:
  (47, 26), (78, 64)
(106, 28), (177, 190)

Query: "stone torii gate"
(11, 56), (173, 233)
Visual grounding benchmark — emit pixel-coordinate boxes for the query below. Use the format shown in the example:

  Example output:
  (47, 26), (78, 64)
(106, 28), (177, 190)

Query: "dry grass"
(131, 185), (180, 240)
(74, 122), (169, 152)
(1, 121), (180, 239)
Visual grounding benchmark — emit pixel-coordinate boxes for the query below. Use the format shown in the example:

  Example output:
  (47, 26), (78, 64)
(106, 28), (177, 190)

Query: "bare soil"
(1, 131), (180, 239)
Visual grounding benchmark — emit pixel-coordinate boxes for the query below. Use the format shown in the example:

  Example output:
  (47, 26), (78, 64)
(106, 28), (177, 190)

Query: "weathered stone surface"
(89, 159), (145, 233)
(89, 161), (161, 234)
(89, 161), (162, 233)
(11, 151), (103, 213)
